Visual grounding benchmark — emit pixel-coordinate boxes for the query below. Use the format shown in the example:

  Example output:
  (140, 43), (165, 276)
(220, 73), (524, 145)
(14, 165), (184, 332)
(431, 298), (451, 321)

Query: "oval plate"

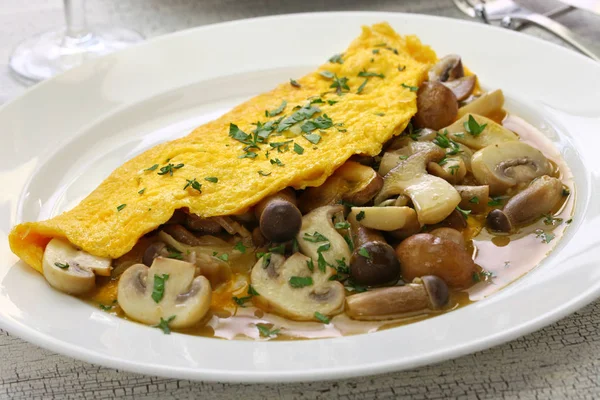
(0, 12), (599, 383)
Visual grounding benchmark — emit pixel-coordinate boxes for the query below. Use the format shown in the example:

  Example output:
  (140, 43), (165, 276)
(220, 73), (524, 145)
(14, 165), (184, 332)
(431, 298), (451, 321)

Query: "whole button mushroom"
(346, 276), (449, 320)
(255, 188), (302, 243)
(428, 54), (476, 101)
(118, 257), (212, 328)
(348, 222), (401, 287)
(413, 81), (459, 130)
(487, 175), (564, 233)
(395, 228), (476, 288)
(42, 238), (112, 295)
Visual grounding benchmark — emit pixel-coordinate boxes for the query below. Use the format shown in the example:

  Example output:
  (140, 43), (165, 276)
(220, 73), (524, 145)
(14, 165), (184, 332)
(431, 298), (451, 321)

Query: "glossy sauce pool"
(86, 113), (575, 340)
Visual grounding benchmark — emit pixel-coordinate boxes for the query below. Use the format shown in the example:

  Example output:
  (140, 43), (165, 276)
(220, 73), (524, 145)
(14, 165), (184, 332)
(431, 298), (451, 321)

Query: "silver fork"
(454, 0), (599, 61)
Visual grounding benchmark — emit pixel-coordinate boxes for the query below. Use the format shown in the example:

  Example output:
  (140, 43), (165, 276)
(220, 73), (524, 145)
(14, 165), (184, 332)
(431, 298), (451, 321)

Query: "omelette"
(9, 23), (436, 273)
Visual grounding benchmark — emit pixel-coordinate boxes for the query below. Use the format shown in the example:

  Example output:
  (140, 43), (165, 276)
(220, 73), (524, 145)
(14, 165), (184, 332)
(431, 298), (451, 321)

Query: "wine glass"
(9, 0), (144, 85)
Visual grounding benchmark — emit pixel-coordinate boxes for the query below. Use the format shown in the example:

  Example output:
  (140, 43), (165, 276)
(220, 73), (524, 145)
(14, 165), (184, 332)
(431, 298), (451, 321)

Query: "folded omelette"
(9, 22), (437, 273)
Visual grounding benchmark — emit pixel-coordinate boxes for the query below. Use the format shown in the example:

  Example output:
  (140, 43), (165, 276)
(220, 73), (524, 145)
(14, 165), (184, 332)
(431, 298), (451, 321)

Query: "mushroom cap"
(118, 257), (212, 328)
(349, 206), (418, 232)
(296, 205), (352, 267)
(379, 140), (437, 176)
(445, 114), (518, 151)
(428, 54), (464, 82)
(251, 252), (345, 321)
(143, 241), (168, 267)
(486, 209), (513, 233)
(259, 199), (303, 242)
(421, 275), (450, 309)
(471, 141), (553, 195)
(350, 241), (401, 286)
(442, 75), (477, 102)
(375, 146), (461, 225)
(413, 81), (458, 130)
(42, 238), (111, 295)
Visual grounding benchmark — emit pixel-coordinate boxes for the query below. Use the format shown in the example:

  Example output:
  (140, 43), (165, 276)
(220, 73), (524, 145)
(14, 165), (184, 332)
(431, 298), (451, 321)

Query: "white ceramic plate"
(1, 12), (599, 383)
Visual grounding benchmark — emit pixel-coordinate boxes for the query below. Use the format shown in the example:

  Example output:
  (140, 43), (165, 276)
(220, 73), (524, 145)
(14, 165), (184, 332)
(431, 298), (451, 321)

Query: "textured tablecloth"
(1, 1), (599, 398)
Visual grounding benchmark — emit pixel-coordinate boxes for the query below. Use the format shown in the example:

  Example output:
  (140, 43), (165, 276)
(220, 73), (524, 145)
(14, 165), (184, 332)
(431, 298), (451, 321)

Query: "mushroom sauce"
(83, 55), (574, 340)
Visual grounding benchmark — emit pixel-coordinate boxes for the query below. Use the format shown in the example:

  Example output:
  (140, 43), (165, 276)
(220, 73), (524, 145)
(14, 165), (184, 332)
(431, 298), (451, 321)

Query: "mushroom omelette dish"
(9, 23), (573, 339)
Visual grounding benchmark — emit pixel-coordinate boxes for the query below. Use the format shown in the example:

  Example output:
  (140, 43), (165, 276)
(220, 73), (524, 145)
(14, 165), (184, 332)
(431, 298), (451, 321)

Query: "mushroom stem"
(345, 276), (449, 320)
(255, 188), (302, 243)
(348, 217), (401, 286)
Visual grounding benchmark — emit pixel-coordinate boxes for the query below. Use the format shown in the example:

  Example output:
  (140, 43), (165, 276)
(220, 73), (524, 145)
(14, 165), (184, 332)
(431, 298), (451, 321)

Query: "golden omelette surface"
(9, 22), (437, 273)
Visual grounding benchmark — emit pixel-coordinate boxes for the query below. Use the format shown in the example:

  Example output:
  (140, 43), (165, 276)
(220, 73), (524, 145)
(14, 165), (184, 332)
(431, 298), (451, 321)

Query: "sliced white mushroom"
(349, 206), (418, 231)
(374, 146), (461, 225)
(379, 141), (438, 176)
(457, 89), (505, 119)
(471, 141), (553, 195)
(454, 185), (490, 214)
(297, 205), (352, 266)
(427, 156), (466, 184)
(118, 257), (211, 328)
(444, 114), (518, 150)
(251, 252), (345, 321)
(42, 238), (112, 295)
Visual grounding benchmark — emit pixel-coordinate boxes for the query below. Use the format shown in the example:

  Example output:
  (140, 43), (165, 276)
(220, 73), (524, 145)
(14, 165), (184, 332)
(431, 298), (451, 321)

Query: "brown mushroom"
(184, 214), (223, 235)
(413, 81), (458, 130)
(443, 76), (477, 102)
(428, 54), (464, 82)
(298, 161), (383, 213)
(142, 241), (169, 267)
(395, 231), (476, 288)
(348, 218), (401, 286)
(161, 224), (202, 246)
(487, 175), (564, 233)
(345, 276), (449, 320)
(255, 188), (302, 243)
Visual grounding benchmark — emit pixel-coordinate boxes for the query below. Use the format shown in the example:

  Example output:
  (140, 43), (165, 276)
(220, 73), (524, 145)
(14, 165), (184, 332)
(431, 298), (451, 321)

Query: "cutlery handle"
(522, 13), (600, 61)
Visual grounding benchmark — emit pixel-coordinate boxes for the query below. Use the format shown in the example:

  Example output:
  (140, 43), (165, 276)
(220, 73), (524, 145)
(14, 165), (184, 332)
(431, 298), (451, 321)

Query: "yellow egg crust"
(9, 22), (437, 273)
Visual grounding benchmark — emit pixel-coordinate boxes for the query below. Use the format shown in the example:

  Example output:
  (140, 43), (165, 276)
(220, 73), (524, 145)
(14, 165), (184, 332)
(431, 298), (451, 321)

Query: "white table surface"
(1, 1), (599, 398)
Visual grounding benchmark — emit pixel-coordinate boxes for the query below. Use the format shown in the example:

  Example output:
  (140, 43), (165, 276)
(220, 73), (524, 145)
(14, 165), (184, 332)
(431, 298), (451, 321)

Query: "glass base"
(9, 27), (144, 85)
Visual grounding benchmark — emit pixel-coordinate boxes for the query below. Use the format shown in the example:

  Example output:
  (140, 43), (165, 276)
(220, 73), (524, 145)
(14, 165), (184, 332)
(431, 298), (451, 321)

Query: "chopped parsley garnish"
(232, 285), (260, 307)
(472, 269), (495, 283)
(356, 211), (366, 221)
(303, 231), (329, 243)
(289, 276), (313, 288)
(277, 105), (320, 132)
(269, 244), (286, 254)
(154, 315), (176, 334)
(309, 97), (324, 105)
(398, 65), (406, 71)
(157, 163), (184, 176)
(345, 280), (367, 293)
(344, 234), (354, 251)
(433, 130), (461, 155)
(437, 156), (448, 166)
(151, 274), (169, 303)
(290, 79), (301, 88)
(449, 165), (459, 175)
(293, 142), (304, 154)
(330, 75), (350, 95)
(117, 204), (127, 212)
(270, 158), (285, 167)
(204, 177), (218, 183)
(535, 229), (555, 244)
(234, 241), (247, 253)
(566, 218), (573, 224)
(292, 237), (299, 253)
(327, 99), (338, 105)
(248, 285), (259, 296)
(504, 261), (511, 268)
(267, 100), (287, 117)
(357, 78), (369, 94)
(261, 252), (272, 268)
(464, 114), (487, 136)
(269, 140), (293, 152)
(401, 83), (419, 92)
(562, 187), (570, 197)
(375, 112), (385, 117)
(216, 253), (229, 262)
(239, 151), (258, 159)
(301, 114), (333, 133)
(145, 164), (159, 172)
(334, 221), (351, 229)
(317, 251), (328, 273)
(399, 155), (408, 160)
(167, 249), (183, 260)
(456, 206), (471, 219)
(183, 178), (202, 193)
(258, 170), (271, 176)
(358, 70), (385, 78)
(256, 324), (280, 338)
(307, 258), (314, 272)
(303, 133), (321, 144)
(329, 53), (344, 64)
(138, 188), (145, 195)
(469, 196), (480, 204)
(543, 214), (563, 226)
(54, 262), (69, 269)
(314, 312), (331, 324)
(372, 49), (380, 54)
(99, 300), (117, 311)
(319, 70), (335, 79)
(488, 197), (504, 206)
(358, 247), (371, 259)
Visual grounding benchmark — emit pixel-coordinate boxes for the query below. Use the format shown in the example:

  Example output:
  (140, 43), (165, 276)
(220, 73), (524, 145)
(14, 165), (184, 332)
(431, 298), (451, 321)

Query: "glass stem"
(63, 0), (92, 43)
